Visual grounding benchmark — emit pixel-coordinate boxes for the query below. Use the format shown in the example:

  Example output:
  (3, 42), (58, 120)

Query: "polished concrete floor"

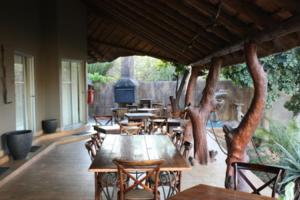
(0, 135), (227, 200)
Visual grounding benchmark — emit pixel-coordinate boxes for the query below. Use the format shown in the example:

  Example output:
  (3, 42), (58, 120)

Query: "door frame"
(60, 59), (87, 130)
(14, 52), (36, 132)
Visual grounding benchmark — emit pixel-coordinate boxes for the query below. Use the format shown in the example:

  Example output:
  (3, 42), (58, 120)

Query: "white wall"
(0, 0), (87, 154)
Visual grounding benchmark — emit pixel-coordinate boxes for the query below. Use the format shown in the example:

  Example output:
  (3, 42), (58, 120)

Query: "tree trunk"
(183, 67), (200, 145)
(186, 58), (222, 164)
(224, 43), (267, 188)
(185, 67), (200, 107)
(170, 70), (189, 116)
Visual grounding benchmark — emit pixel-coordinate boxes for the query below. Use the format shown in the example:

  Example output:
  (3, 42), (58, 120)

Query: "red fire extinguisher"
(87, 86), (94, 105)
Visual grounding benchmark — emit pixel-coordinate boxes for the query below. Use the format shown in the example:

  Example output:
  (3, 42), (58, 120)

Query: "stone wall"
(89, 80), (254, 121)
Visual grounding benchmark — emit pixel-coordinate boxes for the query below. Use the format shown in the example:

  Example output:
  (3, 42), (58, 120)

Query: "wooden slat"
(104, 0), (199, 60)
(125, 0), (214, 52)
(92, 0), (193, 63)
(144, 0), (225, 47)
(89, 135), (191, 172)
(169, 184), (275, 200)
(85, 0), (190, 63)
(220, 0), (275, 29)
(160, 0), (236, 43)
(184, 0), (251, 36)
(191, 15), (300, 66)
(88, 38), (179, 62)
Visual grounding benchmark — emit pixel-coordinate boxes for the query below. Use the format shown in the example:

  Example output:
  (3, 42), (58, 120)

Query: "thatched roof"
(85, 0), (300, 67)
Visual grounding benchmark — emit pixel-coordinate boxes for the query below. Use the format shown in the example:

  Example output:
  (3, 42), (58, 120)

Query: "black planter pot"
(42, 119), (57, 134)
(6, 130), (33, 160)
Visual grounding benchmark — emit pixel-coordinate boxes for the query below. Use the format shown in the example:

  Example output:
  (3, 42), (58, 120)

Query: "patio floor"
(0, 132), (232, 200)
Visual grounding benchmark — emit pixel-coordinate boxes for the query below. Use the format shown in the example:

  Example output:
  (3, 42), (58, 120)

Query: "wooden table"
(136, 108), (158, 113)
(125, 112), (156, 133)
(93, 124), (120, 134)
(89, 134), (191, 200)
(125, 112), (155, 120)
(152, 118), (182, 132)
(169, 184), (275, 200)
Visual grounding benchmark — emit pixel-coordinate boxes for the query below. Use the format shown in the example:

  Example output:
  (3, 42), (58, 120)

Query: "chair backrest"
(113, 159), (164, 200)
(120, 122), (143, 135)
(93, 115), (112, 126)
(91, 134), (101, 150)
(150, 116), (168, 134)
(85, 140), (97, 160)
(232, 162), (285, 197)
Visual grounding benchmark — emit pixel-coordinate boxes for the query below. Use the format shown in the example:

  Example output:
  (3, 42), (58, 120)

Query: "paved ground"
(0, 134), (227, 200)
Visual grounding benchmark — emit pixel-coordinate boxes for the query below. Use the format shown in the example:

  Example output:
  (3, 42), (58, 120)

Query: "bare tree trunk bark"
(183, 67), (199, 144)
(186, 58), (222, 164)
(224, 43), (267, 188)
(170, 70), (189, 116)
(185, 67), (200, 107)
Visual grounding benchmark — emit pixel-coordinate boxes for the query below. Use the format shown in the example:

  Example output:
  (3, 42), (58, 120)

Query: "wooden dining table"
(169, 184), (275, 200)
(89, 134), (191, 200)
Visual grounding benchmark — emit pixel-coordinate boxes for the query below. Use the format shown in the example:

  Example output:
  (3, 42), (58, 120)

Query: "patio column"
(186, 58), (222, 164)
(224, 42), (267, 188)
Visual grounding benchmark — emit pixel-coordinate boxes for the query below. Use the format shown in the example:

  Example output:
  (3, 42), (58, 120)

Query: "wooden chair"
(91, 133), (103, 150)
(149, 116), (168, 134)
(120, 122), (143, 135)
(232, 162), (285, 197)
(94, 115), (113, 126)
(85, 140), (97, 160)
(113, 159), (164, 200)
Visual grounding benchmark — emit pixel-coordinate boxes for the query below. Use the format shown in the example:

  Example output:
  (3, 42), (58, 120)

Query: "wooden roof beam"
(87, 0), (192, 63)
(191, 15), (300, 66)
(113, 0), (207, 56)
(184, 0), (251, 36)
(160, 0), (236, 43)
(126, 0), (215, 52)
(143, 0), (225, 47)
(271, 0), (300, 13)
(220, 0), (275, 29)
(89, 0), (192, 63)
(88, 38), (182, 63)
(88, 41), (106, 61)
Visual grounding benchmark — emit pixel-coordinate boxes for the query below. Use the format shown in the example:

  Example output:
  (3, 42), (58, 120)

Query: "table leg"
(95, 172), (101, 200)
(177, 171), (182, 192)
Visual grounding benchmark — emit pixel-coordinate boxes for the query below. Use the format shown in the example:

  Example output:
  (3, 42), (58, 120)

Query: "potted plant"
(6, 130), (33, 160)
(42, 119), (57, 133)
(277, 142), (300, 199)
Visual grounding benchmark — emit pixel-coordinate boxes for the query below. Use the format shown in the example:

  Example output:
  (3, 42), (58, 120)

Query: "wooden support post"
(224, 43), (267, 188)
(186, 58), (222, 164)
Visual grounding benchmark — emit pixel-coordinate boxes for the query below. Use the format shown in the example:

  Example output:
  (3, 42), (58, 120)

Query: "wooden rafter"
(220, 0), (276, 29)
(160, 0), (236, 42)
(125, 0), (214, 52)
(191, 15), (300, 66)
(184, 0), (251, 36)
(271, 0), (300, 13)
(91, 0), (195, 63)
(143, 0), (225, 47)
(84, 0), (191, 63)
(113, 0), (206, 56)
(88, 38), (180, 63)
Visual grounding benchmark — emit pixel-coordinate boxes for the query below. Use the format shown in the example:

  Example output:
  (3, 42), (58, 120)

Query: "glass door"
(14, 54), (35, 131)
(61, 60), (84, 128)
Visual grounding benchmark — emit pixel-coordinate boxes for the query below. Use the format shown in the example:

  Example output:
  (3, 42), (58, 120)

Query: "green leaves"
(222, 47), (300, 113)
(279, 182), (295, 200)
(88, 62), (115, 84)
(88, 72), (114, 84)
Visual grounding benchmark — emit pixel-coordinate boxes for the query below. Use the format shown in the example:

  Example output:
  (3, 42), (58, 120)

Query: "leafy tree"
(134, 56), (175, 81)
(222, 48), (300, 115)
(156, 59), (188, 114)
(88, 62), (115, 84)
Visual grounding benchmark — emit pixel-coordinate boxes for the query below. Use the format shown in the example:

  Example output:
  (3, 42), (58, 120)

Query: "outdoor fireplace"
(114, 57), (137, 105)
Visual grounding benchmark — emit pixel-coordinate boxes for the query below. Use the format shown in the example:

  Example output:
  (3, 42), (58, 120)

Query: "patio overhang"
(85, 0), (300, 67)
